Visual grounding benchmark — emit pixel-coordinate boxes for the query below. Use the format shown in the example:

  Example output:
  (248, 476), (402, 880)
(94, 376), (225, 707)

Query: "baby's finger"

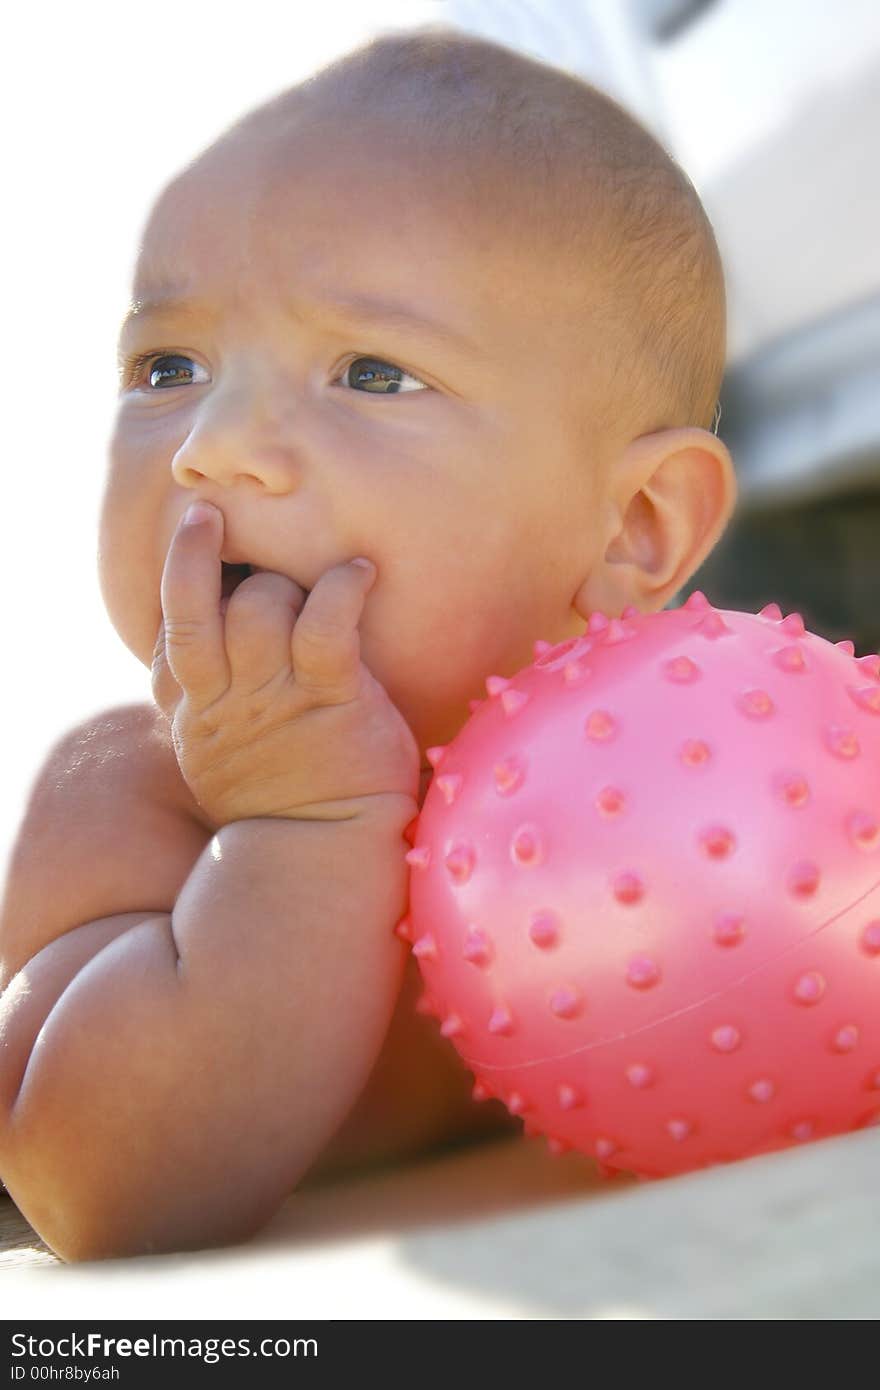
(224, 571), (309, 689)
(292, 558), (376, 702)
(150, 617), (183, 718)
(160, 501), (230, 706)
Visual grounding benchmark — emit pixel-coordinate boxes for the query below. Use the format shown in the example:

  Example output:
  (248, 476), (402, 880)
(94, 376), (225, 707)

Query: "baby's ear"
(590, 427), (738, 614)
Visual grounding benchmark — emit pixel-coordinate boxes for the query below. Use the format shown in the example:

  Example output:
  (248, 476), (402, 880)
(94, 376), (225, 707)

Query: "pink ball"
(402, 593), (880, 1179)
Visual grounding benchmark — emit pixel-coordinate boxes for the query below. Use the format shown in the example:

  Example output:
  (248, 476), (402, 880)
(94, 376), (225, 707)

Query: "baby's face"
(100, 118), (613, 758)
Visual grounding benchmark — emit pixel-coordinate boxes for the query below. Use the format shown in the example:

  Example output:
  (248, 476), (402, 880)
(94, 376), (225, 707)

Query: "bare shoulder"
(0, 702), (213, 988)
(19, 701), (170, 800)
(55, 701), (216, 831)
(136, 704), (222, 832)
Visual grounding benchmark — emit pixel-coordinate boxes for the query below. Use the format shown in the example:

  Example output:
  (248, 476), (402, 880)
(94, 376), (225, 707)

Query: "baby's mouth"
(219, 562), (311, 601)
(221, 562), (252, 598)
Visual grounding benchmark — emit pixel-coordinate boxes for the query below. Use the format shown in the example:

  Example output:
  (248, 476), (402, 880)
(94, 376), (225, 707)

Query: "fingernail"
(351, 557), (374, 572)
(182, 501), (216, 527)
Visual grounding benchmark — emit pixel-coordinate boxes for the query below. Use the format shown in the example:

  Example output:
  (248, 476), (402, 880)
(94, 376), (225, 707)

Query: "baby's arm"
(0, 702), (413, 1261)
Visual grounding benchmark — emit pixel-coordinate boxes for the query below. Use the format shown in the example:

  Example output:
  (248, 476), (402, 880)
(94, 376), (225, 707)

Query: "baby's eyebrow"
(118, 283), (481, 360)
(118, 286), (205, 340)
(314, 289), (481, 359)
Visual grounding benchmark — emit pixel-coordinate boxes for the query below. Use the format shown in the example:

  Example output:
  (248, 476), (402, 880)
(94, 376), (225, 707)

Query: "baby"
(0, 27), (736, 1260)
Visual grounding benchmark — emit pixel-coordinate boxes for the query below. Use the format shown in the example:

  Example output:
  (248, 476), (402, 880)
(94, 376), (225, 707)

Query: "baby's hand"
(151, 501), (420, 824)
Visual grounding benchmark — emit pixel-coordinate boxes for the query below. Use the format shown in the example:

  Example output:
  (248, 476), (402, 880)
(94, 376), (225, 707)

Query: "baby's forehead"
(158, 110), (531, 228)
(137, 116), (589, 316)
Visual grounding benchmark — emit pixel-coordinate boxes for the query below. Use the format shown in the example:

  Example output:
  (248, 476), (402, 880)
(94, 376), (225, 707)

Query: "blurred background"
(2, 0), (878, 870)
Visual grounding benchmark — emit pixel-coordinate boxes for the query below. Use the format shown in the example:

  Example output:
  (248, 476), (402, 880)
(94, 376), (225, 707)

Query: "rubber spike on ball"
(407, 597), (880, 1177)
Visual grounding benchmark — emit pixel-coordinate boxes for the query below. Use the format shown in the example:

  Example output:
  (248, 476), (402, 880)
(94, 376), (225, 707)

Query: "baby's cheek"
(97, 515), (161, 669)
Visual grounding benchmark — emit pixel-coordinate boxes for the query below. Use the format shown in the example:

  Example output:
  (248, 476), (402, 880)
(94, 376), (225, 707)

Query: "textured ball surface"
(402, 593), (880, 1178)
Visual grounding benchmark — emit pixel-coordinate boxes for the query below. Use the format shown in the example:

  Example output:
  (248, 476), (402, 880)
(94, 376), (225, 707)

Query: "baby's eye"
(120, 350), (429, 395)
(124, 352), (209, 390)
(338, 356), (428, 394)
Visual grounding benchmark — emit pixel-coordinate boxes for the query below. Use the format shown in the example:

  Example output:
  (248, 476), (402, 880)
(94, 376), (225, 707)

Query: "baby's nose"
(171, 372), (302, 493)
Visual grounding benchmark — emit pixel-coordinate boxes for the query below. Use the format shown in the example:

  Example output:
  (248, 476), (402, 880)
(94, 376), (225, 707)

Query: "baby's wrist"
(269, 791), (419, 829)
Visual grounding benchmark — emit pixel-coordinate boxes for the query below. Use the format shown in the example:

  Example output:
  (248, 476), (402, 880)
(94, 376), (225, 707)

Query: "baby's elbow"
(0, 1111), (270, 1262)
(5, 1174), (275, 1264)
(0, 1106), (126, 1261)
(0, 1170), (117, 1264)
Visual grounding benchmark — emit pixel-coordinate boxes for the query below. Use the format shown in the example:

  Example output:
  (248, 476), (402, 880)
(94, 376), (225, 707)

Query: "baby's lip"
(219, 554), (310, 592)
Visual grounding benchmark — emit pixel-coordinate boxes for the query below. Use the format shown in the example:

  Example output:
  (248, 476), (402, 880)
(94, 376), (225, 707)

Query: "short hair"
(220, 26), (727, 442)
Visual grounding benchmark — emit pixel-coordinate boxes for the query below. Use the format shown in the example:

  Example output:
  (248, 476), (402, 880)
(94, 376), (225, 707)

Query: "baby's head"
(100, 26), (736, 763)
